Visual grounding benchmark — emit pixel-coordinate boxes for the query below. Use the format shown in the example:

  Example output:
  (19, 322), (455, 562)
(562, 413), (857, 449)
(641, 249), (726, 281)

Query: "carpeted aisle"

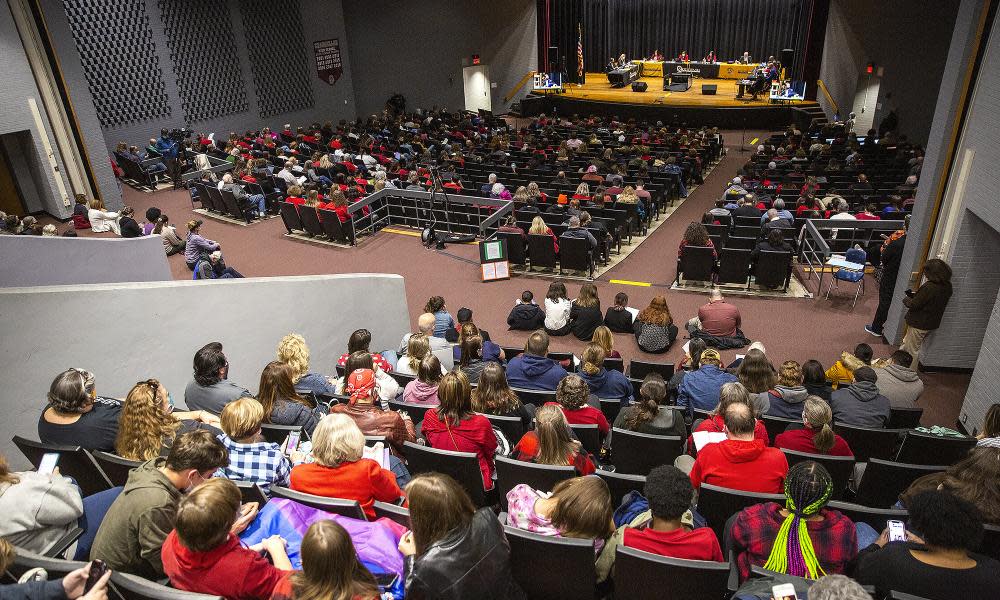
(46, 130), (966, 427)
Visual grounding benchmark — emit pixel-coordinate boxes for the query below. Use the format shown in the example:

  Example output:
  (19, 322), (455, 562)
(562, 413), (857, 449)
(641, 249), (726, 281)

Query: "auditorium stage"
(521, 72), (820, 129)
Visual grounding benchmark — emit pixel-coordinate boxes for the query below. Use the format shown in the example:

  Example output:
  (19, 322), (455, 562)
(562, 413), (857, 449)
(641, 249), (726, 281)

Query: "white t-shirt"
(544, 298), (573, 330)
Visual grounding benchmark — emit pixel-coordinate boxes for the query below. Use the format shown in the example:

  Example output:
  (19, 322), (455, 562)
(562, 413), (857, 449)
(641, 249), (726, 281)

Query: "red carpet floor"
(52, 131), (968, 427)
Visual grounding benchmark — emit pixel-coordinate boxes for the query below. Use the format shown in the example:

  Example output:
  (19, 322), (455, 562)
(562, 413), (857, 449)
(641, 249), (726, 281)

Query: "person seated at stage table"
(649, 49), (664, 61)
(741, 51), (751, 64)
(617, 53), (627, 67)
(704, 50), (717, 63)
(677, 50), (690, 62)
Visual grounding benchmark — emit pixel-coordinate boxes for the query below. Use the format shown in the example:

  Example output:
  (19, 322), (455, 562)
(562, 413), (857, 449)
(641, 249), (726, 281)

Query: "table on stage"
(606, 64), (640, 87)
(630, 60), (664, 77)
(660, 61), (756, 80)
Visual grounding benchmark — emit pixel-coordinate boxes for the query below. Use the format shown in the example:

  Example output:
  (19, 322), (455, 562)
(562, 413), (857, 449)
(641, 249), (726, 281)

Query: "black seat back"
(754, 250), (793, 289)
(854, 459), (947, 508)
(569, 424), (601, 455)
(833, 423), (903, 462)
(895, 431), (976, 466)
(726, 236), (757, 250)
(386, 399), (432, 425)
(527, 234), (558, 268)
(495, 456), (575, 510)
(596, 470), (646, 507)
(482, 413), (526, 448)
(718, 247), (752, 285)
(402, 441), (486, 506)
(318, 209), (352, 244)
(887, 406), (924, 429)
(697, 483), (784, 541)
(298, 205), (324, 237)
(504, 525), (597, 599)
(269, 486), (368, 520)
(279, 202), (304, 233)
(603, 357), (625, 373)
(677, 246), (716, 284)
(611, 427), (684, 476)
(614, 546), (729, 600)
(780, 448), (855, 500)
(372, 500), (411, 528)
(628, 360), (675, 380)
(260, 424), (303, 446)
(112, 571), (223, 600)
(760, 414), (800, 442)
(599, 398), (621, 424)
(827, 500), (907, 533)
(733, 225), (761, 238)
(558, 236), (594, 277)
(91, 451), (142, 487)
(497, 231), (527, 265)
(512, 387), (557, 407)
(13, 436), (112, 496)
(233, 481), (268, 505)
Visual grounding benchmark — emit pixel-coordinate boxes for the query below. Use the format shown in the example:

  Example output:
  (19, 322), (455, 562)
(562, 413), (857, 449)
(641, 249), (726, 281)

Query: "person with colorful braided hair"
(730, 461), (857, 582)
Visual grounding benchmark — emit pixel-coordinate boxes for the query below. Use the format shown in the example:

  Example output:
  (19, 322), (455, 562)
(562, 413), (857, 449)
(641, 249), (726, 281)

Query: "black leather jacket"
(403, 508), (525, 600)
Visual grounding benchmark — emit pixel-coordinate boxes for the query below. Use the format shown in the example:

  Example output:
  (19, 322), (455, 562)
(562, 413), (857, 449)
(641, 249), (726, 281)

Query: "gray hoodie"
(766, 385), (810, 420)
(829, 381), (891, 428)
(872, 364), (923, 408)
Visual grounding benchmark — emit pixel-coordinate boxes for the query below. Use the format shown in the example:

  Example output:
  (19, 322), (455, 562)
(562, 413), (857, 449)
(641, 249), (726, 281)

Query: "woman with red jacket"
(421, 371), (497, 490)
(549, 374), (610, 440)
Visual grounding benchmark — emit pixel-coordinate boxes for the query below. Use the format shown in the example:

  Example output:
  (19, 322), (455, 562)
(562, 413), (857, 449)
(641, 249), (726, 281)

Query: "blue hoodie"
(677, 365), (738, 416)
(579, 368), (634, 404)
(505, 354), (569, 391)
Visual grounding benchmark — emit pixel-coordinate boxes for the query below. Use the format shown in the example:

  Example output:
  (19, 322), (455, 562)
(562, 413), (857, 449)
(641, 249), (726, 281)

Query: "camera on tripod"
(168, 128), (192, 142)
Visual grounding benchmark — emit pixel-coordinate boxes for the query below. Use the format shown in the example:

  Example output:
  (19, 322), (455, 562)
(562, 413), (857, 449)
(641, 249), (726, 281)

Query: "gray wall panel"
(0, 235), (171, 287)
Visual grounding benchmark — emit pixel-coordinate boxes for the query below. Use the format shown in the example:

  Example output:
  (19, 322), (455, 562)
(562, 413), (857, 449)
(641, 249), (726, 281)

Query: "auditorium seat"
(279, 202), (305, 233)
(827, 500), (907, 533)
(697, 483), (784, 542)
(611, 427), (685, 476)
(233, 481), (269, 506)
(403, 441), (488, 507)
(752, 250), (793, 290)
(615, 546), (730, 600)
(511, 387), (557, 407)
(887, 406), (925, 429)
(269, 486), (367, 520)
(779, 448), (854, 500)
(112, 571), (224, 600)
(894, 430), (976, 466)
(13, 436), (112, 497)
(718, 247), (752, 285)
(91, 451), (142, 487)
(503, 524), (599, 600)
(833, 423), (903, 462)
(628, 359), (675, 380)
(482, 413), (525, 447)
(853, 459), (947, 508)
(259, 423), (305, 445)
(760, 413), (799, 442)
(558, 237), (594, 278)
(372, 500), (411, 528)
(676, 246), (716, 285)
(569, 424), (601, 455)
(599, 398), (622, 424)
(603, 357), (625, 373)
(527, 234), (558, 270)
(495, 456), (575, 510)
(597, 469), (646, 507)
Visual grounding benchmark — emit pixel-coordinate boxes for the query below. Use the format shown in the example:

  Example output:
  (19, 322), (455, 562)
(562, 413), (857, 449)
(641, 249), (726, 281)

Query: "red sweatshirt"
(162, 532), (287, 600)
(689, 438), (788, 493)
(546, 402), (610, 436)
(421, 410), (497, 490)
(687, 415), (769, 457)
(774, 428), (853, 457)
(623, 526), (725, 562)
(290, 460), (402, 519)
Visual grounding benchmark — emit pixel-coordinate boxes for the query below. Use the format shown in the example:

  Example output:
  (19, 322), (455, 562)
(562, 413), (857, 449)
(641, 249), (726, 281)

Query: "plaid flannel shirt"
(730, 502), (857, 582)
(216, 435), (292, 494)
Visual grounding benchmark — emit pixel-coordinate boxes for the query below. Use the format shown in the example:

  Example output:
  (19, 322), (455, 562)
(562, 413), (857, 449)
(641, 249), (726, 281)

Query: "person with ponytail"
(512, 404), (596, 475)
(730, 461), (856, 582)
(577, 343), (633, 403)
(270, 520), (380, 600)
(614, 374), (685, 437)
(775, 397), (853, 456)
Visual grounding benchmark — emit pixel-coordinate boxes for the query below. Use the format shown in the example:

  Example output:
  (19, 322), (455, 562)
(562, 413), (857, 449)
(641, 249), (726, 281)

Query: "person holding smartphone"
(0, 453), (83, 554)
(0, 539), (112, 600)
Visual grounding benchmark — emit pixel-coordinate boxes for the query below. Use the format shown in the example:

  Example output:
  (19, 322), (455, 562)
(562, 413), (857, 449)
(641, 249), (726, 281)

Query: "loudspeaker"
(631, 81), (648, 92)
(701, 84), (717, 95)
(548, 46), (559, 70)
(781, 48), (794, 67)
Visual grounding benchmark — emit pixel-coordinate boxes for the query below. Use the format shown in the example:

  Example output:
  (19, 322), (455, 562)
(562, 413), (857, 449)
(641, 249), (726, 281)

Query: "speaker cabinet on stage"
(701, 84), (717, 95)
(781, 48), (794, 67)
(631, 81), (648, 92)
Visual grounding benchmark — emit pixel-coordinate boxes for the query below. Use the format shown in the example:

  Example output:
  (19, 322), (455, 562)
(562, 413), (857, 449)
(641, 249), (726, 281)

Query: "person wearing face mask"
(183, 342), (252, 414)
(115, 379), (221, 461)
(90, 430), (236, 579)
(38, 368), (123, 452)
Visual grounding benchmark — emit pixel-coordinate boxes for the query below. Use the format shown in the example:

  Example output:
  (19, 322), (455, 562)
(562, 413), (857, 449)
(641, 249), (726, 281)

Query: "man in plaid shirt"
(215, 398), (296, 493)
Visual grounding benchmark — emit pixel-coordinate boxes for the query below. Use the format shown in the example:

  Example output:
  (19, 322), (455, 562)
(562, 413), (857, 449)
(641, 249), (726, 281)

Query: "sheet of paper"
(683, 340), (690, 356)
(692, 431), (727, 452)
(493, 261), (509, 279)
(484, 241), (502, 260)
(362, 443), (389, 469)
(481, 262), (496, 281)
(625, 307), (639, 320)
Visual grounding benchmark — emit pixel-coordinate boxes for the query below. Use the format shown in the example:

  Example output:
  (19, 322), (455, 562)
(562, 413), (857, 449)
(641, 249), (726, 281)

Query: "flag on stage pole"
(577, 22), (585, 84)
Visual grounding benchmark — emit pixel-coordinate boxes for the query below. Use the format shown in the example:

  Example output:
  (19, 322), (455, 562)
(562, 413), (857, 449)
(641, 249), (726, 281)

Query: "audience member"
(543, 282), (573, 336)
(591, 325), (621, 359)
(603, 292), (635, 333)
(900, 446), (1000, 525)
(275, 333), (339, 397)
(395, 334), (441, 377)
(424, 296), (455, 339)
(334, 351), (399, 405)
(775, 397), (853, 456)
(687, 402), (788, 493)
(290, 414), (404, 517)
(257, 361), (324, 437)
(977, 403), (1000, 448)
(403, 355), (443, 404)
(825, 343), (873, 389)
(505, 476), (613, 549)
(183, 342), (252, 414)
(194, 249), (243, 279)
(452, 322), (502, 365)
(614, 374), (685, 437)
(855, 491), (1000, 599)
(118, 206), (142, 238)
(152, 215), (186, 255)
(87, 198), (120, 234)
(507, 290), (545, 331)
(578, 343), (632, 402)
(183, 220), (220, 271)
(683, 382), (769, 458)
(0, 453), (83, 553)
(633, 295), (678, 353)
(162, 478), (290, 599)
(668, 338), (707, 402)
(871, 350), (923, 408)
(338, 328), (394, 373)
(731, 462), (855, 582)
(91, 430), (230, 578)
(398, 473), (523, 599)
(677, 349), (739, 417)
(687, 289), (744, 344)
(421, 371), (497, 490)
(471, 362), (535, 427)
(829, 367), (891, 428)
(802, 359), (833, 401)
(766, 360), (809, 419)
(116, 378), (220, 460)
(678, 222), (717, 259)
(38, 368), (122, 452)
(505, 330), (569, 391)
(551, 374), (610, 440)
(269, 520), (380, 600)
(0, 539), (110, 600)
(216, 397), (294, 493)
(900, 258), (953, 361)
(529, 216), (560, 255)
(330, 368), (415, 454)
(512, 404), (596, 475)
(807, 575), (873, 600)
(736, 349), (776, 416)
(399, 313), (454, 370)
(568, 283), (604, 340)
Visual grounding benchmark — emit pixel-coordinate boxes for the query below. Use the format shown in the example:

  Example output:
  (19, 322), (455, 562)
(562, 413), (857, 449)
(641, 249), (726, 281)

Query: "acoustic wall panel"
(158, 0), (249, 123)
(239, 0), (315, 118)
(62, 0), (170, 128)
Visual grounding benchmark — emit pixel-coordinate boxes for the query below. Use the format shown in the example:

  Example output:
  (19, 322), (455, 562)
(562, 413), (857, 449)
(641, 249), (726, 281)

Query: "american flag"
(577, 23), (584, 79)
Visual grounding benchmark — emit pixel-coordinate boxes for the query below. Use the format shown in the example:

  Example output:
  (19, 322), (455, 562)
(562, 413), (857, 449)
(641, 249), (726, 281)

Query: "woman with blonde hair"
(590, 325), (621, 359)
(573, 182), (590, 201)
(512, 404), (596, 475)
(290, 414), (405, 519)
(276, 333), (338, 397)
(633, 295), (678, 353)
(257, 361), (324, 437)
(775, 396), (853, 456)
(395, 334), (442, 376)
(87, 198), (120, 234)
(578, 343), (633, 403)
(116, 378), (220, 460)
(529, 215), (559, 254)
(513, 186), (531, 203)
(270, 519), (380, 600)
(527, 181), (547, 203)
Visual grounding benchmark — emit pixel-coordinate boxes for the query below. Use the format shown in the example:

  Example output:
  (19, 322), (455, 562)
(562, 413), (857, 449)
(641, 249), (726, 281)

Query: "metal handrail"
(816, 79), (838, 115)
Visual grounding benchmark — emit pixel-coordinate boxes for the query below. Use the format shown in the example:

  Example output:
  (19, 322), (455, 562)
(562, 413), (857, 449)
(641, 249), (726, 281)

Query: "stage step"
(795, 105), (829, 128)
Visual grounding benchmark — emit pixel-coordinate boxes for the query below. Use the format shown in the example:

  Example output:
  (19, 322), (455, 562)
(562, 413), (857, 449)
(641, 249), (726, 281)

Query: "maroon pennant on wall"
(314, 38), (343, 85)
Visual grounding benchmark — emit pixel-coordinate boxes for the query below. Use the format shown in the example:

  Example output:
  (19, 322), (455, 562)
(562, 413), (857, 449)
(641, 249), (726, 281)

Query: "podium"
(479, 239), (510, 282)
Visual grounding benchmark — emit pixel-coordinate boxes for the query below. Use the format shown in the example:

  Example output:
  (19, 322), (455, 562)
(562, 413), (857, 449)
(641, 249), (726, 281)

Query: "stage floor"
(540, 72), (812, 109)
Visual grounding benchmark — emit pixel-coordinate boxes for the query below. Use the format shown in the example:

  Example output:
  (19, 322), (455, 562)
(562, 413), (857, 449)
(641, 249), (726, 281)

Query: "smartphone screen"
(888, 519), (907, 542)
(38, 453), (60, 476)
(285, 431), (301, 453)
(374, 572), (399, 590)
(84, 560), (108, 593)
(771, 583), (797, 600)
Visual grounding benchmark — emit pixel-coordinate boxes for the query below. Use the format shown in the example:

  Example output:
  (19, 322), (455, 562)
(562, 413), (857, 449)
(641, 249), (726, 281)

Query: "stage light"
(472, 54), (480, 65)
(866, 62), (875, 74)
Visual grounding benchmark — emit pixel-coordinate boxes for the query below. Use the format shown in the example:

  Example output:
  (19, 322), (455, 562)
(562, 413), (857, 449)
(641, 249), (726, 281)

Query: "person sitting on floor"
(633, 295), (679, 353)
(194, 250), (244, 279)
(603, 292), (635, 334)
(568, 283), (604, 341)
(505, 330), (569, 391)
(511, 403), (596, 475)
(825, 343), (873, 389)
(686, 289), (749, 348)
(162, 478), (291, 599)
(507, 290), (546, 331)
